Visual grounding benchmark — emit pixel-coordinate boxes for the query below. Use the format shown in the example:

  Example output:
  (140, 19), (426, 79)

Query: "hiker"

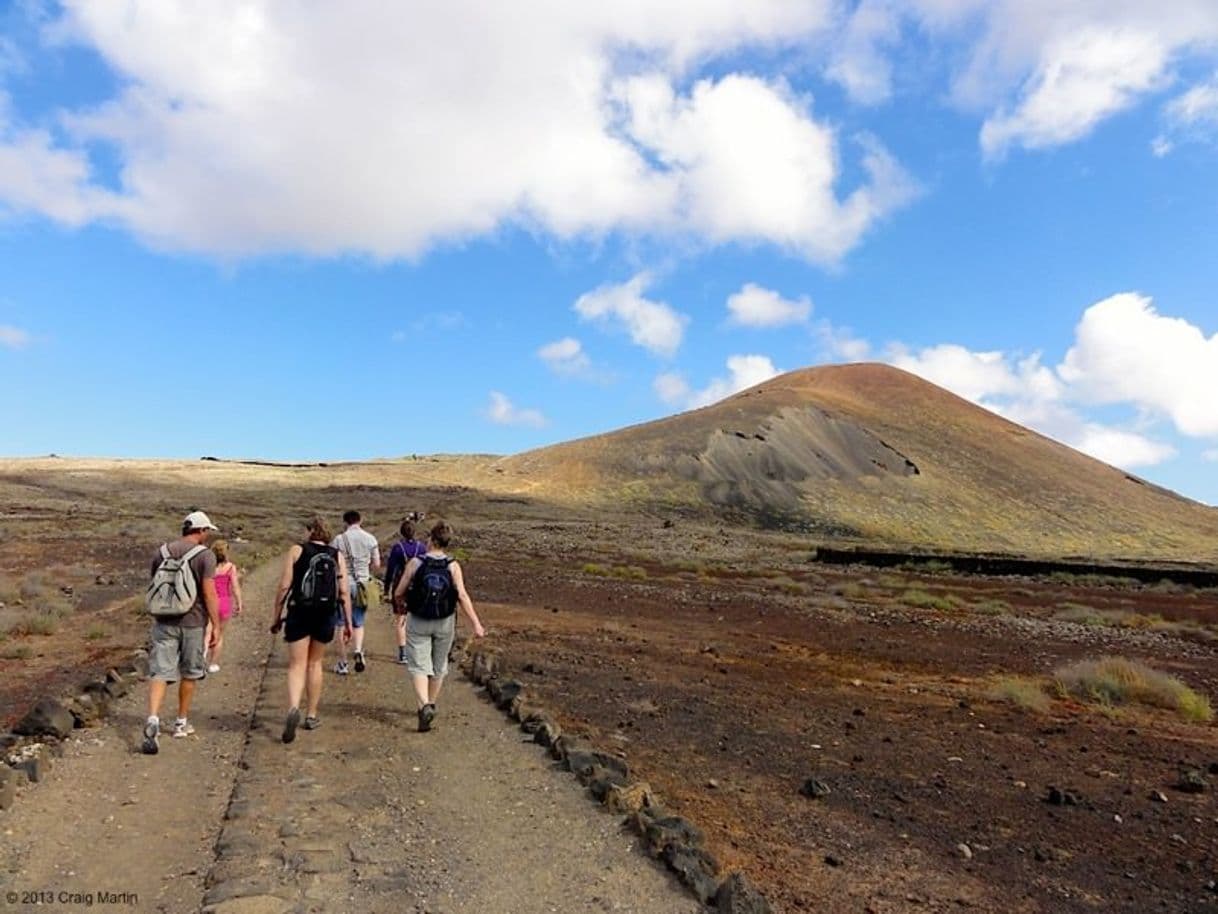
(204, 539), (243, 673)
(271, 516), (353, 743)
(141, 510), (220, 755)
(384, 518), (428, 664)
(331, 510), (381, 675)
(393, 520), (485, 732)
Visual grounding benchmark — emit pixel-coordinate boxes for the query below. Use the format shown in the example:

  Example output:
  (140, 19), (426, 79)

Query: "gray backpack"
(146, 543), (207, 618)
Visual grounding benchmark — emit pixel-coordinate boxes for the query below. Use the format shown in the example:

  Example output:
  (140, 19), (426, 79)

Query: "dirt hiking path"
(0, 564), (698, 914)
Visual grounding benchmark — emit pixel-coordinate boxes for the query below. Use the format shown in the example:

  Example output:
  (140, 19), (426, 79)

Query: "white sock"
(147, 715), (159, 725)
(175, 717), (187, 726)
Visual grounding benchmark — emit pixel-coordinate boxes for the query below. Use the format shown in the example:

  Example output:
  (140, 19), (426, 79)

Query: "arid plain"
(2, 364), (1216, 912)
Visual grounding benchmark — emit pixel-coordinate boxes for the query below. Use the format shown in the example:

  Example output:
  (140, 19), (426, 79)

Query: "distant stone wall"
(811, 546), (1218, 587)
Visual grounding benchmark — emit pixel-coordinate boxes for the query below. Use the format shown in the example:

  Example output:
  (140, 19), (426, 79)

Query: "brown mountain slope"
(498, 363), (1218, 560)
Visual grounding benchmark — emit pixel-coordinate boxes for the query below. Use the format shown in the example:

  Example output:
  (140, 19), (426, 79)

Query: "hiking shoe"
(418, 703), (436, 732)
(353, 650), (366, 673)
(334, 660), (349, 675)
(303, 716), (321, 730)
(397, 648), (409, 665)
(282, 707), (301, 744)
(207, 663), (221, 674)
(172, 719), (195, 738)
(141, 717), (160, 755)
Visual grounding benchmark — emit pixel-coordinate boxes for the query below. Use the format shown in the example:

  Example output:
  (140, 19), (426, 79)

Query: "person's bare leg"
(147, 680), (168, 718)
(427, 676), (444, 704)
(210, 620), (226, 666)
(177, 679), (197, 719)
(287, 638), (309, 710)
(333, 624), (347, 664)
(395, 615), (407, 649)
(305, 640), (326, 717)
(411, 673), (430, 709)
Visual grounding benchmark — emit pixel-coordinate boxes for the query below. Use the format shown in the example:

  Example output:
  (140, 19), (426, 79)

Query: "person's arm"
(202, 577), (221, 636)
(272, 546), (300, 631)
(394, 557), (420, 605)
(384, 546), (402, 608)
(449, 561), (485, 638)
(370, 542), (383, 579)
(232, 565), (245, 614)
(337, 553), (354, 637)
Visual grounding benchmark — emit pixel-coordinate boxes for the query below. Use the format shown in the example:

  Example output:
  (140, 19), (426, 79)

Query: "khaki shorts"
(148, 622), (207, 682)
(405, 614), (456, 678)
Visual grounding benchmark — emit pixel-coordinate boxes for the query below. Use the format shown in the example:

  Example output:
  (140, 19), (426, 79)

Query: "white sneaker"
(207, 663), (221, 674)
(334, 660), (349, 675)
(172, 719), (195, 738)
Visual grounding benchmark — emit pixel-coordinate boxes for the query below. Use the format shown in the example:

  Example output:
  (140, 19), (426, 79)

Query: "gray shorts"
(148, 622), (207, 682)
(405, 614), (456, 679)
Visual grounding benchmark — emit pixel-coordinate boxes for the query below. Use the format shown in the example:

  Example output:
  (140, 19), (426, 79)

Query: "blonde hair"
(212, 539), (229, 563)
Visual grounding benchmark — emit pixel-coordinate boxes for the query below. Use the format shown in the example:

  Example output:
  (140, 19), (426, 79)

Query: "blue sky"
(1, 1), (1217, 505)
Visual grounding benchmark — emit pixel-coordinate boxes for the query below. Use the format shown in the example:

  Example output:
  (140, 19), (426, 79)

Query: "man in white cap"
(141, 510), (221, 755)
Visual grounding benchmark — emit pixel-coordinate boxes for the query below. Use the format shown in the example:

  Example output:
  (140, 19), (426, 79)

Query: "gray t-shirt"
(149, 538), (217, 628)
(332, 526), (380, 583)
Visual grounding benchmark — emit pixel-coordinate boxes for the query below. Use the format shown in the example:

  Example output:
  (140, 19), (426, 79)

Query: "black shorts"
(284, 610), (336, 644)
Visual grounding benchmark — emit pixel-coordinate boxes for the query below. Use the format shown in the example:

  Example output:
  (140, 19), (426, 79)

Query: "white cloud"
(1160, 71), (1218, 148)
(892, 1), (1218, 156)
(886, 337), (1177, 470)
(814, 319), (871, 361)
(656, 354), (780, 410)
(1151, 135), (1174, 157)
(538, 337), (592, 377)
(574, 273), (687, 357)
(980, 27), (1170, 158)
(1059, 292), (1218, 438)
(1204, 449), (1218, 462)
(726, 283), (811, 328)
(484, 391), (545, 428)
(1166, 73), (1218, 127)
(654, 372), (692, 407)
(0, 324), (31, 349)
(825, 0), (901, 105)
(0, 2), (923, 263)
(615, 73), (917, 262)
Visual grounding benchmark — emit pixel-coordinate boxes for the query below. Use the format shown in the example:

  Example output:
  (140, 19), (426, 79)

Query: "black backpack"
(406, 556), (457, 620)
(293, 543), (339, 616)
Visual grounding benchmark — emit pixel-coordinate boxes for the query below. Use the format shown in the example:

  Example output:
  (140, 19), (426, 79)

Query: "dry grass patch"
(990, 676), (1051, 713)
(1053, 657), (1213, 723)
(972, 598), (1012, 616)
(901, 588), (962, 611)
(0, 644), (33, 661)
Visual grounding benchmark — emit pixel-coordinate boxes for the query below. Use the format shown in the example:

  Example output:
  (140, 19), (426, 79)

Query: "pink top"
(215, 568), (234, 618)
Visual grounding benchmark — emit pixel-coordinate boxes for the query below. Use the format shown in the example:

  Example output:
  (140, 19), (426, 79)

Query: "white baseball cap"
(183, 510), (219, 531)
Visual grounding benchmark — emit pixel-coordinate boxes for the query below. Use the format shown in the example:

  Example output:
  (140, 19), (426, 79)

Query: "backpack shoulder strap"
(181, 544), (207, 563)
(160, 543), (171, 561)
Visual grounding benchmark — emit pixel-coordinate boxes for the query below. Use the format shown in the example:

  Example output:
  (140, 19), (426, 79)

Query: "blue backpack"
(407, 556), (457, 620)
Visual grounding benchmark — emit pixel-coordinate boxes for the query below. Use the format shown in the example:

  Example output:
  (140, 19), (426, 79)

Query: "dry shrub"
(990, 676), (1050, 713)
(1053, 657), (1213, 723)
(901, 588), (961, 611)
